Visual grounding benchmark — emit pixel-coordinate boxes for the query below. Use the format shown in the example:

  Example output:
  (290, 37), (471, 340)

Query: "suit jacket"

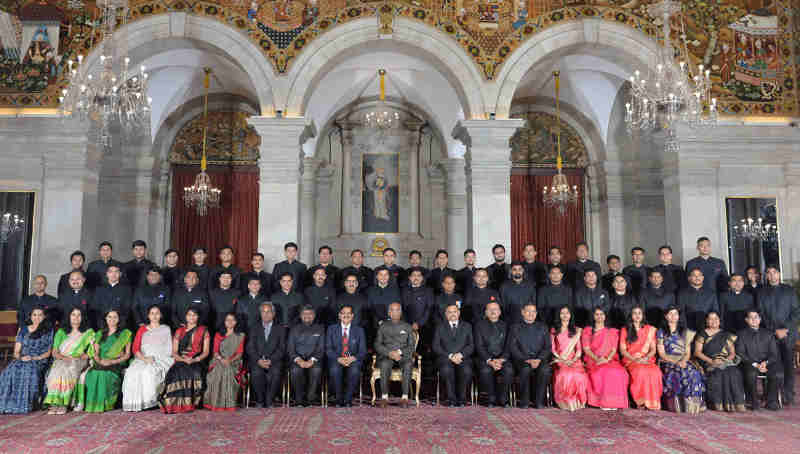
(247, 322), (287, 364)
(432, 321), (474, 359)
(473, 319), (509, 363)
(325, 324), (367, 364)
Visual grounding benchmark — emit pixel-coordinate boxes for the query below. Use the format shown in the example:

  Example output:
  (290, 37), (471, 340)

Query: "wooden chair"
(370, 330), (422, 406)
(0, 311), (18, 362)
(794, 339), (800, 368)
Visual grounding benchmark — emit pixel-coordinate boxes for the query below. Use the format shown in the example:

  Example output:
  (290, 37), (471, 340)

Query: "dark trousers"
(515, 361), (553, 408)
(777, 336), (796, 403)
(289, 361), (323, 404)
(250, 362), (284, 406)
(378, 357), (413, 397)
(478, 360), (513, 405)
(438, 356), (473, 404)
(741, 362), (784, 410)
(329, 360), (362, 404)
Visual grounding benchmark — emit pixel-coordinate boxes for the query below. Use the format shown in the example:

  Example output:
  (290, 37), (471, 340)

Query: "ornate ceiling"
(0, 0), (796, 117)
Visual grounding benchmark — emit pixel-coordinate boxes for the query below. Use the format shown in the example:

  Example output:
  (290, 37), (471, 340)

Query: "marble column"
(443, 157), (468, 269)
(456, 119), (524, 266)
(248, 116), (315, 268)
(300, 156), (321, 265)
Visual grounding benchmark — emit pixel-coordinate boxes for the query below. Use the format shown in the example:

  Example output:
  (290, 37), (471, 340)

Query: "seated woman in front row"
(620, 305), (662, 410)
(657, 306), (705, 414)
(550, 305), (589, 411)
(43, 307), (94, 414)
(204, 312), (246, 411)
(75, 309), (132, 413)
(0, 306), (53, 414)
(694, 311), (746, 412)
(159, 307), (210, 413)
(122, 305), (174, 411)
(581, 307), (629, 410)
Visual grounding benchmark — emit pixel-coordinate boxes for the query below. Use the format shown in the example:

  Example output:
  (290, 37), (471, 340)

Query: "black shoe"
(518, 403), (529, 409)
(441, 401), (451, 407)
(335, 402), (343, 408)
(767, 403), (781, 411)
(455, 402), (464, 408)
(486, 402), (496, 408)
(260, 402), (270, 409)
(502, 402), (511, 408)
(253, 401), (264, 408)
(344, 402), (353, 408)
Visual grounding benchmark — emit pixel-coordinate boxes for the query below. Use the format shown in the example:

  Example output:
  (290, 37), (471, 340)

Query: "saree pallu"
(122, 325), (174, 411)
(43, 329), (94, 408)
(581, 327), (629, 409)
(657, 329), (705, 414)
(621, 325), (662, 410)
(75, 329), (132, 413)
(551, 329), (589, 411)
(159, 325), (207, 413)
(203, 332), (246, 411)
(0, 328), (53, 414)
(697, 330), (746, 411)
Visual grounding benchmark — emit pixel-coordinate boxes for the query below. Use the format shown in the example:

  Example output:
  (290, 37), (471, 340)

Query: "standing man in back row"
(685, 236), (729, 293)
(622, 247), (649, 297)
(566, 242), (602, 289)
(272, 242), (307, 293)
(486, 244), (510, 290)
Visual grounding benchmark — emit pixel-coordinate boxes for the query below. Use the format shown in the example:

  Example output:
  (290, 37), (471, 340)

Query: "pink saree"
(551, 328), (590, 411)
(581, 327), (629, 409)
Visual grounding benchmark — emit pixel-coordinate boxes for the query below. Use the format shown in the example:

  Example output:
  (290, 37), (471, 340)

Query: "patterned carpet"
(1, 393), (800, 454)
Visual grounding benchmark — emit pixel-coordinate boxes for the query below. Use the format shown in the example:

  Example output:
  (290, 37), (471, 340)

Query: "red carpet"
(1, 395), (799, 453)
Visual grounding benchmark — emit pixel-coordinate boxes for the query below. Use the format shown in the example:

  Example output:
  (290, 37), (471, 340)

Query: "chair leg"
(436, 371), (440, 406)
(371, 377), (377, 406)
(415, 378), (420, 407)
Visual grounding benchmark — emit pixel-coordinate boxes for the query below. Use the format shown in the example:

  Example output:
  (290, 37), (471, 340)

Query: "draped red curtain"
(511, 169), (585, 263)
(170, 165), (258, 270)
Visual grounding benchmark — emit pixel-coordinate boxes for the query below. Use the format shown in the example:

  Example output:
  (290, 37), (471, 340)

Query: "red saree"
(620, 324), (662, 410)
(581, 327), (629, 409)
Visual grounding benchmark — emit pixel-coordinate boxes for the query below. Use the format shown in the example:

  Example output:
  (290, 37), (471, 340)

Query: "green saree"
(74, 329), (132, 413)
(43, 329), (94, 407)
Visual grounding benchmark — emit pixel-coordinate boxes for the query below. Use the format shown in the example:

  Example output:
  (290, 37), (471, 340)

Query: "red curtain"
(511, 170), (585, 263)
(170, 165), (258, 270)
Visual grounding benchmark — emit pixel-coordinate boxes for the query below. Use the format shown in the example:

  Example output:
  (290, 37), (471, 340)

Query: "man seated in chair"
(287, 305), (325, 407)
(508, 302), (552, 408)
(432, 303), (474, 407)
(474, 301), (512, 407)
(735, 309), (784, 411)
(375, 302), (416, 408)
(326, 304), (367, 407)
(246, 302), (286, 408)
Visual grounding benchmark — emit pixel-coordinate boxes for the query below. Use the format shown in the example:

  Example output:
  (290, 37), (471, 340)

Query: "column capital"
(454, 119), (525, 156)
(247, 116), (316, 146)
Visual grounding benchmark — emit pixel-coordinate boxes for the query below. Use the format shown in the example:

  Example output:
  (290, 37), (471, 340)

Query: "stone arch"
(493, 19), (660, 119)
(78, 13), (282, 116)
(284, 17), (488, 120)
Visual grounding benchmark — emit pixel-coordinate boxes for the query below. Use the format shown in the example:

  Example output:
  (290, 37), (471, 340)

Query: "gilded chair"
(370, 330), (422, 406)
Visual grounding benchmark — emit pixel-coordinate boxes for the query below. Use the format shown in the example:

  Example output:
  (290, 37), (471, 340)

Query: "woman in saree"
(581, 307), (629, 409)
(657, 306), (706, 414)
(550, 305), (589, 411)
(694, 311), (746, 412)
(75, 309), (132, 412)
(620, 305), (662, 409)
(0, 307), (53, 413)
(159, 307), (210, 413)
(203, 312), (246, 411)
(43, 307), (93, 414)
(122, 305), (174, 411)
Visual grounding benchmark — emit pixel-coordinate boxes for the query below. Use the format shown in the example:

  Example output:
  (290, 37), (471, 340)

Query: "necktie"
(342, 327), (349, 355)
(451, 323), (456, 334)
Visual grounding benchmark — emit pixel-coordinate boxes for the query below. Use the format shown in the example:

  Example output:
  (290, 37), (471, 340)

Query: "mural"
(169, 110), (261, 165)
(362, 152), (399, 233)
(0, 0), (796, 116)
(510, 111), (588, 168)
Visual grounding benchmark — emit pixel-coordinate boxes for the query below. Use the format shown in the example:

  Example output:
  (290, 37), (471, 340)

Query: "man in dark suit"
(432, 303), (474, 407)
(237, 277), (268, 332)
(508, 303), (552, 408)
(18, 275), (58, 328)
(58, 270), (93, 323)
(565, 242), (602, 290)
(736, 309), (783, 411)
(91, 264), (133, 330)
(326, 304), (367, 407)
(486, 244), (510, 290)
(474, 301), (511, 407)
(427, 249), (455, 295)
(287, 305), (325, 407)
(246, 302), (286, 408)
(57, 250), (86, 299)
(171, 271), (210, 328)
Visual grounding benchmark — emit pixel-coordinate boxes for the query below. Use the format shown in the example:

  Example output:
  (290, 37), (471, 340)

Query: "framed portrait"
(362, 152), (399, 233)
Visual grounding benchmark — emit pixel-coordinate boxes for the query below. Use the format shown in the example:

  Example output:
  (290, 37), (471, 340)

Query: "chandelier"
(542, 71), (580, 215)
(732, 217), (778, 244)
(624, 0), (717, 152)
(363, 69), (400, 132)
(59, 0), (151, 148)
(183, 68), (221, 216)
(1, 212), (24, 243)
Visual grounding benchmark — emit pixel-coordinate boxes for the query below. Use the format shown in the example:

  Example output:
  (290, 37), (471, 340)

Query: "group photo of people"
(1, 236), (798, 416)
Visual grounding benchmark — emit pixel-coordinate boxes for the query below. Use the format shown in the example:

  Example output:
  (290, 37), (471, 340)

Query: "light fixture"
(363, 69), (400, 132)
(543, 71), (580, 215)
(624, 0), (717, 152)
(182, 68), (221, 216)
(59, 0), (151, 148)
(1, 212), (24, 243)
(732, 217), (778, 244)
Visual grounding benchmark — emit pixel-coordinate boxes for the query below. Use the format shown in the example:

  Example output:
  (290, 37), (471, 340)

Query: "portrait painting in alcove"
(362, 152), (399, 233)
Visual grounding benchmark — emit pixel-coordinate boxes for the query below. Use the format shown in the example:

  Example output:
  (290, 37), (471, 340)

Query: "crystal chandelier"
(59, 0), (151, 148)
(1, 212), (24, 243)
(543, 71), (580, 215)
(732, 217), (778, 244)
(363, 69), (400, 131)
(625, 0), (717, 152)
(183, 68), (221, 216)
